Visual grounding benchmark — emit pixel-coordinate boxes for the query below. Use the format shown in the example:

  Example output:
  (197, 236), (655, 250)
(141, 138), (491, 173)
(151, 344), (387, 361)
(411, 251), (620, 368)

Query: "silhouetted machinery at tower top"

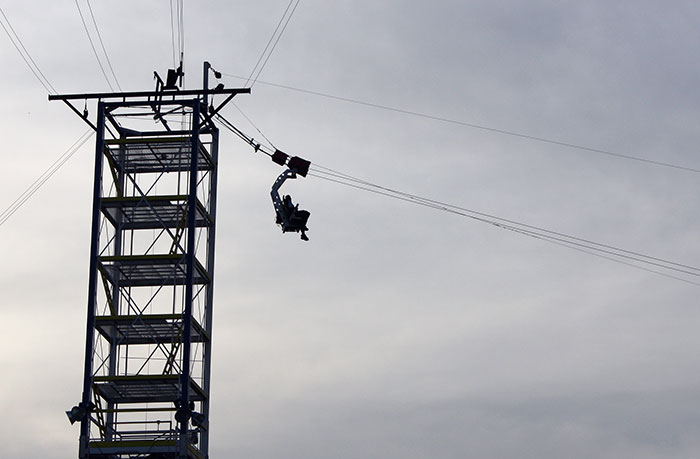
(270, 150), (312, 241)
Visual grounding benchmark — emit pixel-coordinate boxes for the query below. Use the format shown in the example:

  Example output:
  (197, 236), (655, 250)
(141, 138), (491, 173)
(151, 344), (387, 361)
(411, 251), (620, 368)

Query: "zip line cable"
(0, 6), (57, 94)
(245, 0), (295, 87)
(501, 222), (700, 287)
(171, 0), (185, 75)
(246, 0), (301, 88)
(251, 0), (300, 87)
(172, 0), (185, 88)
(175, 0), (181, 53)
(0, 129), (94, 228)
(216, 114), (274, 157)
(309, 170), (700, 285)
(75, 0), (115, 91)
(215, 114), (700, 286)
(169, 0), (177, 67)
(231, 103), (278, 150)
(179, 0), (185, 57)
(309, 163), (699, 273)
(245, 0), (295, 86)
(0, 129), (93, 226)
(85, 0), (121, 91)
(221, 73), (700, 175)
(308, 167), (699, 275)
(0, 8), (91, 229)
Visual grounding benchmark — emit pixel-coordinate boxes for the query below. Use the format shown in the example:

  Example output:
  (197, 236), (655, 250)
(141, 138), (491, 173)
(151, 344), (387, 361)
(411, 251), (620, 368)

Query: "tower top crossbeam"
(48, 87), (250, 101)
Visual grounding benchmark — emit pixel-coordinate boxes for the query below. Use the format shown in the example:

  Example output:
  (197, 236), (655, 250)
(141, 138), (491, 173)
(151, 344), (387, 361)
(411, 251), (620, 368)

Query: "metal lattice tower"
(52, 64), (248, 458)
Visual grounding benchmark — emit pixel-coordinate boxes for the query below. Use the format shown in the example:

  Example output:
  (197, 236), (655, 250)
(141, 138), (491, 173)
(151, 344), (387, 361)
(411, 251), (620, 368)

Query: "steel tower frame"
(52, 67), (248, 458)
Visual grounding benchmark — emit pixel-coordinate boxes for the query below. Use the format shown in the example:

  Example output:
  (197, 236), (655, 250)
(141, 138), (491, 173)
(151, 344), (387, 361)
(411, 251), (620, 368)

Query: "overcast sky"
(1, 1), (700, 458)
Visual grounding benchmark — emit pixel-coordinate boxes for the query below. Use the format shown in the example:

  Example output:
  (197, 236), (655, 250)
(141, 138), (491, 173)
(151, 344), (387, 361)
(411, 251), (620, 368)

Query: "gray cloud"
(0, 1), (699, 457)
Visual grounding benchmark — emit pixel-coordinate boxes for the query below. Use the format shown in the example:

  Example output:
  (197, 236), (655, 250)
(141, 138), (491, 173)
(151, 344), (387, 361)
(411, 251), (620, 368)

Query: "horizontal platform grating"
(105, 136), (214, 173)
(87, 440), (204, 459)
(99, 254), (210, 287)
(101, 195), (212, 230)
(96, 314), (209, 345)
(94, 375), (206, 404)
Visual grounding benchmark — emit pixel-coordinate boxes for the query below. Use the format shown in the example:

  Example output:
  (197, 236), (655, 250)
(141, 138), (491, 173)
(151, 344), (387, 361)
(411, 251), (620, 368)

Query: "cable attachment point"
(270, 150), (311, 176)
(271, 149), (289, 166)
(288, 156), (310, 177)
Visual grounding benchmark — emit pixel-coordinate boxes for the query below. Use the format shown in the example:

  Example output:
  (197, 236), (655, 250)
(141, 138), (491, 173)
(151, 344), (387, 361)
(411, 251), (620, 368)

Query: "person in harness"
(276, 194), (310, 241)
(270, 153), (312, 241)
